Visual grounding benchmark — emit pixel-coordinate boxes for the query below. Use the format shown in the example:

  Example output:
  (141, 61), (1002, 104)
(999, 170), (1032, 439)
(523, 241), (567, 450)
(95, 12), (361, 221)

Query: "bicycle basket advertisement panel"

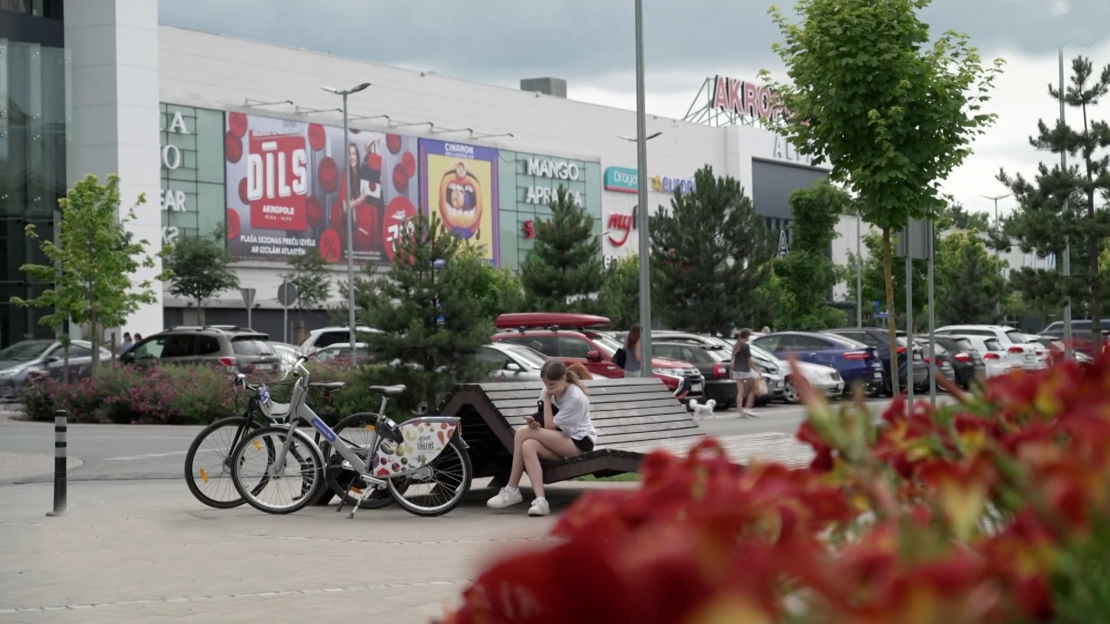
(371, 420), (457, 476)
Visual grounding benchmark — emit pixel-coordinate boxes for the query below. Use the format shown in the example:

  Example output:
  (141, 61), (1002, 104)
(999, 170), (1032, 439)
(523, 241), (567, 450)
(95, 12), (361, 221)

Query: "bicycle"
(229, 356), (473, 517)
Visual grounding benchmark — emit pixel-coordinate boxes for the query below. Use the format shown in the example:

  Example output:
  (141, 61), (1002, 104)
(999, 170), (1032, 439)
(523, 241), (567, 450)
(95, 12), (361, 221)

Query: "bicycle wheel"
(388, 436), (472, 517)
(322, 413), (400, 510)
(231, 425), (324, 515)
(184, 416), (262, 509)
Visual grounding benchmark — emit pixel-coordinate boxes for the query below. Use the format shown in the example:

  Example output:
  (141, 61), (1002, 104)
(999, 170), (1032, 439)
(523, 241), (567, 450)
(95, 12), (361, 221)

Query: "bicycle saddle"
(368, 384), (407, 396)
(309, 381), (346, 392)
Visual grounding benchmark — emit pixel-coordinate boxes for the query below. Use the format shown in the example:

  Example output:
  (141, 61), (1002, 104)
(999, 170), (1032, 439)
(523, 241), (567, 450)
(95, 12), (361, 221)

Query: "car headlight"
(652, 368), (685, 376)
(0, 368), (20, 379)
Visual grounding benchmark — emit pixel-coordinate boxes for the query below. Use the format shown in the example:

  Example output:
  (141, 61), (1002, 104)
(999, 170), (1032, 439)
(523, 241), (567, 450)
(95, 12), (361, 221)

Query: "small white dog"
(689, 398), (717, 417)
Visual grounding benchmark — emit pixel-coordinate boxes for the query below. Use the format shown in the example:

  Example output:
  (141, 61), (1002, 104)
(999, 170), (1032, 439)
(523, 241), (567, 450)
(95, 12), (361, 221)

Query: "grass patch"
(575, 473), (641, 482)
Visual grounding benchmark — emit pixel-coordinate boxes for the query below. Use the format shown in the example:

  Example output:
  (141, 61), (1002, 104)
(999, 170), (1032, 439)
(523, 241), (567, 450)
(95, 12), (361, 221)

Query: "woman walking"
(731, 328), (762, 418)
(621, 324), (642, 375)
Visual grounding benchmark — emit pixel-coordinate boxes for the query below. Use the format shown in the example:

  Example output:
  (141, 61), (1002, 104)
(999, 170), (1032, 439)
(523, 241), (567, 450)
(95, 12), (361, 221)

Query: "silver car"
(475, 342), (548, 382)
(749, 343), (844, 403)
(0, 339), (113, 400)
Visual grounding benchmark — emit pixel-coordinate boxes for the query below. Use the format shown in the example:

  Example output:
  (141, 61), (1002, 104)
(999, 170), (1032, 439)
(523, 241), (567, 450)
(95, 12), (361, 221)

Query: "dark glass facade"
(0, 2), (67, 347)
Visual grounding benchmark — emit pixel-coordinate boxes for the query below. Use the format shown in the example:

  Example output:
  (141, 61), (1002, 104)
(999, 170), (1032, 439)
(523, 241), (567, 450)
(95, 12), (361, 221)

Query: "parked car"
(824, 328), (928, 394)
(650, 331), (840, 403)
(652, 341), (783, 407)
(120, 326), (281, 375)
(1040, 320), (1109, 358)
(299, 325), (383, 355)
(269, 342), (305, 376)
(752, 331), (884, 393)
(313, 342), (374, 365)
(473, 342), (548, 382)
(935, 325), (1046, 371)
(0, 339), (113, 400)
(945, 334), (1015, 378)
(492, 313), (706, 403)
(932, 336), (987, 389)
(908, 337), (957, 390)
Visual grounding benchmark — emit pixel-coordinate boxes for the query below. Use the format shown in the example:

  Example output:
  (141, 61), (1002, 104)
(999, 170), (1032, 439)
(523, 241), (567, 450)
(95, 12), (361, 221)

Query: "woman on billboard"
(334, 141), (384, 258)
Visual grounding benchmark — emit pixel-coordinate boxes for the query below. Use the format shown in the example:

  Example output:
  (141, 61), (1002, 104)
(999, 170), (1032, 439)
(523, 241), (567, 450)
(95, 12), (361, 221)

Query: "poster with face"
(225, 112), (419, 264)
(418, 139), (499, 264)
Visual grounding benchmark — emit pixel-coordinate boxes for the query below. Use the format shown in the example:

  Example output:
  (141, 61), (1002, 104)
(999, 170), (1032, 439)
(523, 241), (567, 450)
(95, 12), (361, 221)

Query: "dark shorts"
(572, 436), (595, 452)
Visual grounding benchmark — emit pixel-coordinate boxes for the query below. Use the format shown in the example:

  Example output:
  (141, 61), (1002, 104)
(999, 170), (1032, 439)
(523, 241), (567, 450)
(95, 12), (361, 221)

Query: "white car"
(935, 325), (1047, 371)
(474, 342), (548, 382)
(750, 344), (844, 402)
(946, 334), (1015, 378)
(299, 326), (382, 355)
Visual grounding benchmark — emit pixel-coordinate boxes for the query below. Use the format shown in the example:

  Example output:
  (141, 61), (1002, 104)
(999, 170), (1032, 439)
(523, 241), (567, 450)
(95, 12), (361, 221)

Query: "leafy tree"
(999, 55), (1110, 332)
(843, 233), (928, 329)
(772, 181), (847, 329)
(651, 165), (775, 335)
(284, 248), (332, 336)
(766, 0), (1002, 393)
(520, 185), (604, 312)
(598, 255), (641, 330)
(472, 264), (525, 320)
(12, 175), (165, 374)
(164, 230), (239, 324)
(357, 213), (493, 411)
(935, 232), (1007, 326)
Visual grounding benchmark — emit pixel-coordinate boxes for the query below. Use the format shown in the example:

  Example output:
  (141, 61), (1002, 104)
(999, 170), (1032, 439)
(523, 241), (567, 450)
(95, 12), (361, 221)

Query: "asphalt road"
(0, 394), (956, 484)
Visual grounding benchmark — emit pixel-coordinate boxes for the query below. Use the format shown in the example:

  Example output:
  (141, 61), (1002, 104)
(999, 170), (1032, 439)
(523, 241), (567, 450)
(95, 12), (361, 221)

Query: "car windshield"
(985, 339), (1003, 352)
(0, 340), (53, 362)
(500, 345), (547, 369)
(748, 344), (777, 362)
(231, 338), (276, 356)
(1006, 331), (1029, 344)
(824, 333), (866, 348)
(703, 346), (732, 362)
(588, 333), (622, 357)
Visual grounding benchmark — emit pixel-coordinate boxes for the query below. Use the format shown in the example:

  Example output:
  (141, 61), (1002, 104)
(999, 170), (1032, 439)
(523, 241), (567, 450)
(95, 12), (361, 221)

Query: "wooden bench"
(439, 377), (815, 485)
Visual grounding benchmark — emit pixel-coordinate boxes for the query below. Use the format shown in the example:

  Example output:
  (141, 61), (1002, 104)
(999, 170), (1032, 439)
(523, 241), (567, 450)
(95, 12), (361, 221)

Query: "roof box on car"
(494, 313), (610, 331)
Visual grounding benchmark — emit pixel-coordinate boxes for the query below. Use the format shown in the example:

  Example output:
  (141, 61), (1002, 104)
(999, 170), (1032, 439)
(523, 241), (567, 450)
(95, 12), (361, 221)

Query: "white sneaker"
(744, 408), (758, 418)
(528, 498), (550, 517)
(486, 487), (523, 509)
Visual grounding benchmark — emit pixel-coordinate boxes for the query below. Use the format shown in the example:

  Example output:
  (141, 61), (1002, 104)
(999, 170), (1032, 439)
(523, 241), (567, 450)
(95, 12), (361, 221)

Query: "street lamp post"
(1059, 48), (1073, 360)
(856, 212), (862, 327)
(981, 193), (1011, 320)
(634, 0), (652, 378)
(321, 82), (371, 365)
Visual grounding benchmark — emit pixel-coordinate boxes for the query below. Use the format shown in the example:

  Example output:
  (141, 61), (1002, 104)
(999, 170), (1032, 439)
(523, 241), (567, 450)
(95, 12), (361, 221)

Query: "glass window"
(161, 336), (198, 358)
(231, 338), (274, 356)
(1005, 331), (1028, 345)
(653, 344), (682, 360)
(0, 340), (53, 361)
(984, 339), (1003, 352)
(585, 333), (621, 356)
(752, 335), (780, 352)
(558, 337), (592, 359)
(687, 347), (713, 364)
(475, 347), (512, 367)
(67, 345), (92, 358)
(502, 336), (558, 357)
(314, 332), (347, 349)
(132, 338), (167, 360)
(196, 336), (221, 356)
(500, 345), (547, 369)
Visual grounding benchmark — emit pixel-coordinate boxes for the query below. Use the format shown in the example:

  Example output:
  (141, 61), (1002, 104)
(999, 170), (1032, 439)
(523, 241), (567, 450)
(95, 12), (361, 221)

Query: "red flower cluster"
(441, 352), (1110, 624)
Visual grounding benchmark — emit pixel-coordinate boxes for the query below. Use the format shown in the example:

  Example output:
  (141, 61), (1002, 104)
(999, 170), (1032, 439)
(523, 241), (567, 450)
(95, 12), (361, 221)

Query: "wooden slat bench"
(439, 377), (815, 485)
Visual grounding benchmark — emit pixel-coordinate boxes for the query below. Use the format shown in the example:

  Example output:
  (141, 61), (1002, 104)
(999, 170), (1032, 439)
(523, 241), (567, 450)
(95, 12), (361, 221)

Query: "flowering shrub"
(441, 353), (1110, 623)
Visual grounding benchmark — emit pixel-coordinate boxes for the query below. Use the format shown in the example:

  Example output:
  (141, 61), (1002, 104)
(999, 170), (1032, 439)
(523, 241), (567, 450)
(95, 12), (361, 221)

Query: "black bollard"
(46, 410), (67, 517)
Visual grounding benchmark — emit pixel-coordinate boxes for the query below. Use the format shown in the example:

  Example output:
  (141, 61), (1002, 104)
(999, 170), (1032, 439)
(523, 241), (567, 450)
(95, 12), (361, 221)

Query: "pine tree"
(164, 230), (240, 325)
(999, 56), (1110, 332)
(357, 213), (493, 411)
(651, 165), (775, 335)
(520, 186), (603, 312)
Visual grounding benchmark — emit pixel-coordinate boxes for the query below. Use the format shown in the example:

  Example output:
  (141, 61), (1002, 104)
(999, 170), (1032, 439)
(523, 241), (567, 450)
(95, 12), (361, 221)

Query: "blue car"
(750, 331), (884, 392)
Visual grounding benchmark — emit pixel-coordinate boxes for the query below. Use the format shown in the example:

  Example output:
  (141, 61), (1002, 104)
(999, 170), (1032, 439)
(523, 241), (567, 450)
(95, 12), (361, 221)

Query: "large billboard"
(418, 139), (499, 265)
(224, 112), (420, 264)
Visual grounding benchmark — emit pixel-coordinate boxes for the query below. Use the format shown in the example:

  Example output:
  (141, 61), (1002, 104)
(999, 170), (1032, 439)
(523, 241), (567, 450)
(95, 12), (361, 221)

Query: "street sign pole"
(927, 217), (936, 407)
(240, 288), (256, 330)
(905, 219), (913, 405)
(276, 282), (299, 344)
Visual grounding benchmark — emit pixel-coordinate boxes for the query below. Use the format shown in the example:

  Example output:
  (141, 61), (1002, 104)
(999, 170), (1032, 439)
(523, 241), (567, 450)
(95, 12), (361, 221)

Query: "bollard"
(46, 410), (67, 517)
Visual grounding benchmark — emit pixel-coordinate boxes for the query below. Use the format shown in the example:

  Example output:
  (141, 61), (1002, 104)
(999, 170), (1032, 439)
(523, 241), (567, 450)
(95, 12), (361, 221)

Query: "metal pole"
(246, 303), (252, 330)
(343, 92), (358, 365)
(283, 305), (289, 344)
(634, 0), (653, 378)
(1060, 48), (1073, 360)
(46, 410), (67, 517)
(856, 212), (862, 327)
(927, 217), (936, 406)
(905, 219), (914, 404)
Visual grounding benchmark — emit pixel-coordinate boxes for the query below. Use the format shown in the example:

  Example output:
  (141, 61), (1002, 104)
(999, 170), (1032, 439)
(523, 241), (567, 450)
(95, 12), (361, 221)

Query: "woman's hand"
(524, 415), (540, 429)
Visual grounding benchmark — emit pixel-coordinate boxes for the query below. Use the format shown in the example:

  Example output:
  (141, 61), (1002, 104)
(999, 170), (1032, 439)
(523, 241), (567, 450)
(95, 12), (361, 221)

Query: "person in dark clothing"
(731, 328), (762, 418)
(621, 324), (642, 375)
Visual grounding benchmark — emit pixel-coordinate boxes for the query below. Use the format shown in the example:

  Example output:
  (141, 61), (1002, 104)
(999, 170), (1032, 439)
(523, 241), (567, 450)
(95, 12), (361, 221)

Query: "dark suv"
(823, 328), (928, 395)
(121, 326), (281, 376)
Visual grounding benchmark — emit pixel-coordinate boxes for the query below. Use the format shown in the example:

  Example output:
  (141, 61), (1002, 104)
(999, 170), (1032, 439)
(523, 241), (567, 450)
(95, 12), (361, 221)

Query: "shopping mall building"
(2, 1), (835, 346)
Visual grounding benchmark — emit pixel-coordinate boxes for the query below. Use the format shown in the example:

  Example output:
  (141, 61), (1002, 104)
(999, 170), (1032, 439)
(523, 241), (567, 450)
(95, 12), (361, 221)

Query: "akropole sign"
(224, 112), (420, 264)
(711, 75), (784, 122)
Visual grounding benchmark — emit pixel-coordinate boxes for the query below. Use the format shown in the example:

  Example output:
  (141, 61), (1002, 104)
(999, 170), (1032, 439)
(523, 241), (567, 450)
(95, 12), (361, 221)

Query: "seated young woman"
(486, 360), (598, 516)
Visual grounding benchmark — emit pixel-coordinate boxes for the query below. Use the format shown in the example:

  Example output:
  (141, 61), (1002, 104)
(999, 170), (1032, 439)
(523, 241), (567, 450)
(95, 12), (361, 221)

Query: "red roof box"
(494, 312), (610, 331)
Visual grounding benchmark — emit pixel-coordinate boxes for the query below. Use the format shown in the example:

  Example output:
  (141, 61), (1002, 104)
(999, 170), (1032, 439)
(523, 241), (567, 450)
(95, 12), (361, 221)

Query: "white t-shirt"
(539, 384), (598, 443)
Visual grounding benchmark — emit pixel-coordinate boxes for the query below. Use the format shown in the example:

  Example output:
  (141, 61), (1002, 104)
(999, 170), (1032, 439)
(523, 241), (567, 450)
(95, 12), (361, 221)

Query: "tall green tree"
(651, 165), (775, 334)
(935, 232), (1007, 326)
(843, 233), (928, 329)
(765, 0), (1002, 393)
(944, 202), (991, 232)
(284, 248), (332, 336)
(472, 264), (525, 321)
(772, 181), (847, 329)
(598, 255), (641, 330)
(999, 55), (1110, 332)
(520, 186), (603, 312)
(12, 175), (165, 373)
(164, 230), (240, 325)
(357, 213), (493, 411)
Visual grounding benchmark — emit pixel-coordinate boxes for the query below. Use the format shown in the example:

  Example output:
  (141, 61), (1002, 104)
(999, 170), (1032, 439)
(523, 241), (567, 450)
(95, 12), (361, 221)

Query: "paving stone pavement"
(0, 478), (619, 623)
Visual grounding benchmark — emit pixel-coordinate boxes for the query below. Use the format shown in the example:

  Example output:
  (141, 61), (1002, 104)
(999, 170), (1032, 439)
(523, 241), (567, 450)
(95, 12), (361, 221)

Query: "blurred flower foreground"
(440, 354), (1110, 624)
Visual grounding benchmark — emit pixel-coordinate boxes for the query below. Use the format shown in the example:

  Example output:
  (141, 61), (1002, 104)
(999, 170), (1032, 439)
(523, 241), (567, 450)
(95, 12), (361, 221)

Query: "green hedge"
(21, 361), (420, 425)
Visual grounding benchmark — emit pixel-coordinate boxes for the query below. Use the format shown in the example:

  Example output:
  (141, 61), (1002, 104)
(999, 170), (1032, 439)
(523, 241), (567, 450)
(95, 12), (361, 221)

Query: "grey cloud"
(159, 0), (1110, 86)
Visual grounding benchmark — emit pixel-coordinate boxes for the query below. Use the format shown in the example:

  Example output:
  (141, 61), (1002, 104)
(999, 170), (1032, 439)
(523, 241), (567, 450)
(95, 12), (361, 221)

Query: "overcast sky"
(160, 0), (1110, 220)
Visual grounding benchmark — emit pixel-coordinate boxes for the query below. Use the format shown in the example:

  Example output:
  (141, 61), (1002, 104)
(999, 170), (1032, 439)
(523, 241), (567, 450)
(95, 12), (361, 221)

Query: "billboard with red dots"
(224, 112), (419, 264)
